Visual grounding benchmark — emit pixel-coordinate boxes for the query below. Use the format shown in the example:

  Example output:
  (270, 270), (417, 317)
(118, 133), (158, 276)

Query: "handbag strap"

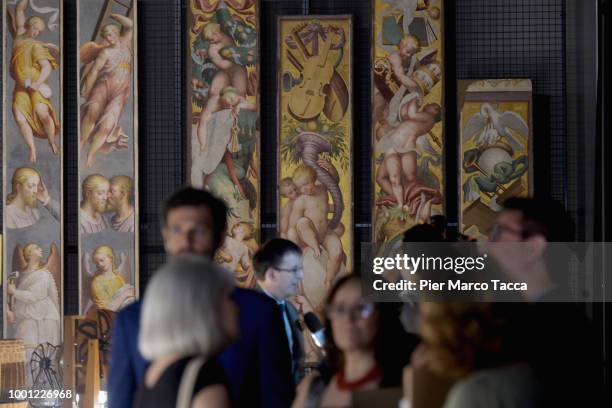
(176, 357), (206, 408)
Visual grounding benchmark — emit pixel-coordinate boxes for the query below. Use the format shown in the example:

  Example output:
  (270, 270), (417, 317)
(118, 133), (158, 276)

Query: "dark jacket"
(108, 288), (295, 408)
(256, 284), (305, 383)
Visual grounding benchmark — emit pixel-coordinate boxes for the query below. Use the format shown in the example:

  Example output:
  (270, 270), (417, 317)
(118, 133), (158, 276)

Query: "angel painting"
(82, 245), (135, 314)
(7, 0), (61, 162)
(190, 0), (258, 202)
(6, 243), (61, 351)
(79, 13), (133, 168)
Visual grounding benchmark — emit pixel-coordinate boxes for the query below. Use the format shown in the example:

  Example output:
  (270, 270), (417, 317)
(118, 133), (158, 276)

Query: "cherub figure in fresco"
(215, 222), (257, 287)
(288, 163), (345, 290)
(195, 11), (253, 154)
(7, 0), (61, 162)
(373, 34), (421, 129)
(79, 13), (133, 168)
(386, 34), (423, 122)
(279, 177), (299, 239)
(376, 97), (441, 220)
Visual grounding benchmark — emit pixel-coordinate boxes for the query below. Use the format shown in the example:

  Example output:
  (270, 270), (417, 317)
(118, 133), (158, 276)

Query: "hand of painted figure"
(36, 179), (50, 204)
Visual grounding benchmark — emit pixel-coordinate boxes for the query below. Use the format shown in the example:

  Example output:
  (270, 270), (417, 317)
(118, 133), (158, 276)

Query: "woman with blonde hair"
(135, 255), (238, 408)
(415, 302), (540, 408)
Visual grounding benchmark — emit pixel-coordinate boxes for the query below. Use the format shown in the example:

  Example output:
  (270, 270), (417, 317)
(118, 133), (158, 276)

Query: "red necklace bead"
(336, 364), (382, 391)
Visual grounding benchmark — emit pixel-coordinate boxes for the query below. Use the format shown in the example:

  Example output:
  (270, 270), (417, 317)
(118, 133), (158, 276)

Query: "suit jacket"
(285, 299), (305, 383)
(108, 288), (295, 408)
(256, 285), (305, 381)
(108, 301), (146, 408)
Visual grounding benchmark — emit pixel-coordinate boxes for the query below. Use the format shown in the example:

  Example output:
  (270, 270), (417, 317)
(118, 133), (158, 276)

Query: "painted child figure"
(288, 163), (345, 290)
(216, 221), (257, 287)
(279, 177), (299, 239)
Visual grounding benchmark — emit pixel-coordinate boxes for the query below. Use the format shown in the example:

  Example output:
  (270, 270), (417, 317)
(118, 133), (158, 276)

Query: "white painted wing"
(463, 113), (486, 141)
(118, 252), (132, 284)
(497, 111), (528, 150)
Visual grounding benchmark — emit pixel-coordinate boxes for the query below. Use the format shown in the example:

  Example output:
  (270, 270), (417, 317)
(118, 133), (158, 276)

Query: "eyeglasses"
(489, 224), (526, 240)
(274, 266), (303, 275)
(326, 303), (375, 320)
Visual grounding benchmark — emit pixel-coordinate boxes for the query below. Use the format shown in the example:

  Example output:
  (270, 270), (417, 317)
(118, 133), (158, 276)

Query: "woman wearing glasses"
(292, 274), (418, 408)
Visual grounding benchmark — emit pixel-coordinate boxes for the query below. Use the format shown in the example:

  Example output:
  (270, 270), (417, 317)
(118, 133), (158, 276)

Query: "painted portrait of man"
(80, 173), (110, 234)
(107, 175), (135, 233)
(5, 166), (59, 229)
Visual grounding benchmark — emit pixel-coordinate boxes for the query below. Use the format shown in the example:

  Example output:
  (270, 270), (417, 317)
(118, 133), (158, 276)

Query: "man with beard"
(80, 174), (110, 234)
(109, 188), (294, 408)
(5, 167), (59, 229)
(107, 175), (134, 232)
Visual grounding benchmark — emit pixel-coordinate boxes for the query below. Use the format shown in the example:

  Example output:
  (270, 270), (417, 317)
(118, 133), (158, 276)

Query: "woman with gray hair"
(134, 255), (238, 408)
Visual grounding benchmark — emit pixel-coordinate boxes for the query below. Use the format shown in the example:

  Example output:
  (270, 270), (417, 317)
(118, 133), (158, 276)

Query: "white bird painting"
(463, 103), (528, 152)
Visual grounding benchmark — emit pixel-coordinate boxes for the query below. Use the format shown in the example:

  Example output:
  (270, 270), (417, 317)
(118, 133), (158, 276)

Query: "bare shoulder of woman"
(191, 384), (230, 408)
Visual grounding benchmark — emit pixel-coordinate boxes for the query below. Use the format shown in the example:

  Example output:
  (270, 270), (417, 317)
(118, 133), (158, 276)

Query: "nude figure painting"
(187, 0), (260, 286)
(372, 0), (445, 248)
(278, 16), (353, 314)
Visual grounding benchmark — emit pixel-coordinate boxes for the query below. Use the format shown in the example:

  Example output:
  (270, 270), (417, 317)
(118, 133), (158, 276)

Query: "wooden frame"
(77, 0), (138, 317)
(371, 0), (446, 249)
(277, 15), (354, 314)
(2, 0), (64, 384)
(186, 0), (261, 287)
(458, 79), (534, 238)
(83, 339), (100, 408)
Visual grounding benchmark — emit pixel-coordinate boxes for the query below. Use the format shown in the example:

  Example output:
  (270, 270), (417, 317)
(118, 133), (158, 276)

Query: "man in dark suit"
(108, 188), (294, 408)
(253, 239), (305, 384)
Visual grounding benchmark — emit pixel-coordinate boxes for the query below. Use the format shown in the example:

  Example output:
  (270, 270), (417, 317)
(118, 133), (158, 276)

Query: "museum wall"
(0, 0), (600, 318)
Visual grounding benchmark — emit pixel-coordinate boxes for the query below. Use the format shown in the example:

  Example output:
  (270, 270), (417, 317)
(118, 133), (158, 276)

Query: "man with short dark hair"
(253, 239), (305, 383)
(109, 188), (294, 408)
(489, 197), (601, 407)
(489, 196), (574, 300)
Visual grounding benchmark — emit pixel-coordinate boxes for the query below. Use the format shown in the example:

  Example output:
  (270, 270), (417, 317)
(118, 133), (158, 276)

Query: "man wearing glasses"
(488, 196), (574, 300)
(253, 239), (305, 384)
(488, 197), (601, 407)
